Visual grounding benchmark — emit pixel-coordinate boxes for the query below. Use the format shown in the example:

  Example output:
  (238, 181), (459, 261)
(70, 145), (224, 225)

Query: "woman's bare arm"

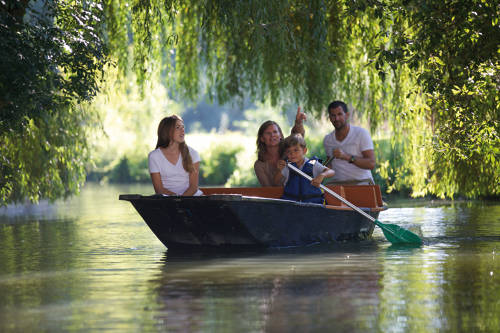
(150, 173), (176, 195)
(182, 162), (201, 196)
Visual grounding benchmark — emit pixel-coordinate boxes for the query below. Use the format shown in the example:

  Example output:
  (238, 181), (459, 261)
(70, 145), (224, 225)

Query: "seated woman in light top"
(148, 115), (203, 196)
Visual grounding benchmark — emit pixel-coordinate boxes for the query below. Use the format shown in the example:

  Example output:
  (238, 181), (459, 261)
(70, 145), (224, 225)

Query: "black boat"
(119, 185), (386, 250)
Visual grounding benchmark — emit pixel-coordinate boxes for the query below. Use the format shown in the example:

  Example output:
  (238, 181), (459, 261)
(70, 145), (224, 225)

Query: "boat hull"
(120, 194), (380, 250)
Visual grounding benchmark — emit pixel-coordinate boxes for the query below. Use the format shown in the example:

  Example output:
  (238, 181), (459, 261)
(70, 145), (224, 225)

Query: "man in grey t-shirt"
(323, 101), (376, 184)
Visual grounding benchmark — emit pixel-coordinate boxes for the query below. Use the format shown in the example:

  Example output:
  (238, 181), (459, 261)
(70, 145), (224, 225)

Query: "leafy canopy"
(0, 0), (107, 204)
(1, 0), (498, 205)
(104, 0), (500, 198)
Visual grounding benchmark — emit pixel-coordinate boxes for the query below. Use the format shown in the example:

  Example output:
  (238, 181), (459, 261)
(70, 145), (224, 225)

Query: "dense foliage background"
(1, 0), (498, 205)
(1, 0), (107, 203)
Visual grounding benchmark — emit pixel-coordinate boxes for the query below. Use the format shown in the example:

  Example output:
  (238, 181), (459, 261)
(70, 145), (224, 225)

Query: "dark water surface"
(1, 184), (499, 332)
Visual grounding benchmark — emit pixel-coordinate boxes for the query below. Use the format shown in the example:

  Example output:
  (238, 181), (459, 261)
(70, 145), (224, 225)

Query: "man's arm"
(332, 128), (375, 170)
(339, 149), (375, 170)
(355, 149), (376, 170)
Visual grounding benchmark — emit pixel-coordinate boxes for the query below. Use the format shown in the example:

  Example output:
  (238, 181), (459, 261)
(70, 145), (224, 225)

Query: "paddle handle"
(286, 163), (376, 222)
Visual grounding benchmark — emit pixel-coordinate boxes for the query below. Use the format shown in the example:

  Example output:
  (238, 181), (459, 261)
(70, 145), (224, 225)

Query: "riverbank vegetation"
(1, 0), (498, 205)
(82, 72), (420, 197)
(87, 131), (406, 197)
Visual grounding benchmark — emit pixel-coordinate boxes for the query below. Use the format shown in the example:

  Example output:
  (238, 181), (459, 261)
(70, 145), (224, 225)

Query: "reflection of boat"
(119, 185), (386, 250)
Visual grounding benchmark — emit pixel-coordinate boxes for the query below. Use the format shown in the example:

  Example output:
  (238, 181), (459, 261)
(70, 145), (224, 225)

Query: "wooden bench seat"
(201, 184), (384, 209)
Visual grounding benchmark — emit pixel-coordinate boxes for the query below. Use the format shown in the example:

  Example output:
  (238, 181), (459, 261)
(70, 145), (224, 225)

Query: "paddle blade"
(374, 220), (423, 245)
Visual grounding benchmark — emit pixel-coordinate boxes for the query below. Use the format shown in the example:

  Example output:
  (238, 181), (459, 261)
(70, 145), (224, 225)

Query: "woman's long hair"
(256, 120), (284, 162)
(156, 115), (194, 173)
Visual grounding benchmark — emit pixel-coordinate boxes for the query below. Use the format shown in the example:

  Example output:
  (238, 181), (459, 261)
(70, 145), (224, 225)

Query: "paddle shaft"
(286, 163), (376, 222)
(287, 163), (423, 245)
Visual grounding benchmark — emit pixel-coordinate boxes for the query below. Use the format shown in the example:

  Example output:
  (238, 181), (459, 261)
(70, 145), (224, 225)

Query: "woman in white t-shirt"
(148, 115), (203, 196)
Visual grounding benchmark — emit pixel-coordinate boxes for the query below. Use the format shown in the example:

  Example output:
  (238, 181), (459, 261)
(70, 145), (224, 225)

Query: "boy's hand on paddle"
(295, 106), (306, 124)
(277, 159), (286, 171)
(311, 175), (324, 188)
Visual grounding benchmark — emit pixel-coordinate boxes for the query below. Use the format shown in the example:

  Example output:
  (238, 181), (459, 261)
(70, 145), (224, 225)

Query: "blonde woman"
(254, 107), (306, 186)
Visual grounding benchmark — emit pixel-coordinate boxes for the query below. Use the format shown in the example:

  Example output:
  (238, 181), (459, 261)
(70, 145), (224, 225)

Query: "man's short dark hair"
(327, 101), (348, 114)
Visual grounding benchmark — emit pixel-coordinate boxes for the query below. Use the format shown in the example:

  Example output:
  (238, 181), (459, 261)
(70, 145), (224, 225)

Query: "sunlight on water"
(1, 184), (499, 332)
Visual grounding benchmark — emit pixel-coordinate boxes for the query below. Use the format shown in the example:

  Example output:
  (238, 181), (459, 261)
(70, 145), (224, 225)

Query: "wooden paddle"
(287, 163), (423, 245)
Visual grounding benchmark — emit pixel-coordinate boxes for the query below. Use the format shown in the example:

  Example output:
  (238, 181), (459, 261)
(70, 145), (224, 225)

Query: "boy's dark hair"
(327, 101), (348, 114)
(281, 134), (307, 156)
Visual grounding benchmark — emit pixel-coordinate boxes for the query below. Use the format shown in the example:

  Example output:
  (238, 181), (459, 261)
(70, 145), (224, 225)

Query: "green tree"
(104, 0), (498, 198)
(0, 0), (107, 204)
(2, 0), (499, 204)
(200, 145), (243, 186)
(366, 0), (500, 197)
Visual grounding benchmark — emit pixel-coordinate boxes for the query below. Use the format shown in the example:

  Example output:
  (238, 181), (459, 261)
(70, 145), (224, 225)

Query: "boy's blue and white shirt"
(281, 158), (328, 185)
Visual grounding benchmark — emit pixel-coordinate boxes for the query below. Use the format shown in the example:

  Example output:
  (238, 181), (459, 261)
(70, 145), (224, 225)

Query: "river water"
(0, 184), (499, 332)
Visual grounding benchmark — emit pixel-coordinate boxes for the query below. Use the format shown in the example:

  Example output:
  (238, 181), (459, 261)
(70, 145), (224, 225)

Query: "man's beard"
(334, 121), (346, 130)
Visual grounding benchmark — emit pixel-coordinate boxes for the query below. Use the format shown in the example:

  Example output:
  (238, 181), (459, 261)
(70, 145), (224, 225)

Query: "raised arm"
(290, 106), (306, 137)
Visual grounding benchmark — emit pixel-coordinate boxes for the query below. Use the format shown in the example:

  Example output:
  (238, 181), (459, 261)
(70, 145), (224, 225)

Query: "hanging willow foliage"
(102, 0), (498, 198)
(1, 0), (107, 205)
(1, 0), (498, 204)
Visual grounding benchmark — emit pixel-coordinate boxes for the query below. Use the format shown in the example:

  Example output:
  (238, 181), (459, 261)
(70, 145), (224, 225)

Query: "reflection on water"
(0, 183), (499, 332)
(150, 245), (384, 332)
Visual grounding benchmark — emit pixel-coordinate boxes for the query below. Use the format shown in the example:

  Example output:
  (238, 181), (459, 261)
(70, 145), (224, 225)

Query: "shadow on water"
(163, 239), (382, 260)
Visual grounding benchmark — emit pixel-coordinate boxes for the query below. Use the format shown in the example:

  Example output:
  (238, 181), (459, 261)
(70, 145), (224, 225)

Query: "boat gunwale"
(119, 193), (387, 212)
